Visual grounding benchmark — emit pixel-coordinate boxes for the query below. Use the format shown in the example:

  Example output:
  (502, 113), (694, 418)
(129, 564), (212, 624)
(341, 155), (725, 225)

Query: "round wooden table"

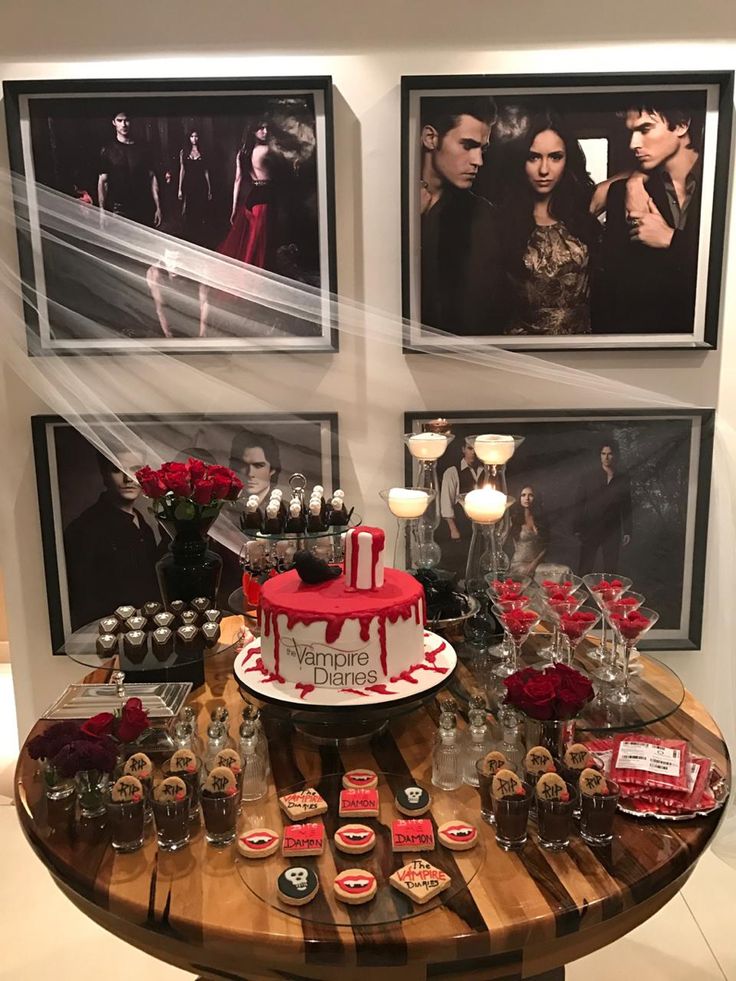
(14, 620), (731, 981)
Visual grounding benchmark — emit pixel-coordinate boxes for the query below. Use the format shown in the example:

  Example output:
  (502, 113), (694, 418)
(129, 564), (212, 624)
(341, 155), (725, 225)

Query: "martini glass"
(493, 608), (540, 678)
(582, 574), (633, 665)
(537, 575), (585, 661)
(541, 590), (587, 663)
(595, 591), (645, 683)
(378, 487), (434, 569)
(487, 576), (533, 662)
(607, 608), (659, 705)
(556, 606), (601, 667)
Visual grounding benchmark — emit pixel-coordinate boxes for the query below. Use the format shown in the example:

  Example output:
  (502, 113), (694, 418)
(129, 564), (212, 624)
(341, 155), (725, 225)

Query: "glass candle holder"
(379, 487), (433, 569)
(579, 779), (621, 846)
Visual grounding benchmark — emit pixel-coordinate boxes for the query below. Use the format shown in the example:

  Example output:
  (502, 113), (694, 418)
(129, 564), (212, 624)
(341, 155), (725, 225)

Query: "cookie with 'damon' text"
(339, 788), (379, 817)
(237, 828), (281, 858)
(395, 785), (431, 816)
(334, 824), (376, 855)
(437, 820), (478, 851)
(277, 866), (320, 906)
(333, 868), (377, 905)
(391, 818), (435, 852)
(282, 823), (325, 857)
(279, 787), (328, 821)
(342, 768), (378, 790)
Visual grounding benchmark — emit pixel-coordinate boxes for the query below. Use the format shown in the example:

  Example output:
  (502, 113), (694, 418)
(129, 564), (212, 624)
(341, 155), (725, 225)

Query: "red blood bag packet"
(610, 733), (690, 792)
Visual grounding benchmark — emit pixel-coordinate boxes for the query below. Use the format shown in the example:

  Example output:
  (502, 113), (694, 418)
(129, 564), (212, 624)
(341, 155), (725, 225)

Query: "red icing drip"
(425, 641), (446, 663)
(348, 529), (359, 589)
(378, 615), (388, 676)
(390, 668), (420, 685)
(346, 527), (385, 590)
(245, 657), (266, 674)
(359, 617), (371, 642)
(241, 645), (260, 666)
(365, 684), (397, 695)
(340, 688), (370, 697)
(295, 683), (315, 700)
(272, 615), (281, 677)
(370, 529), (384, 588)
(263, 671), (284, 684)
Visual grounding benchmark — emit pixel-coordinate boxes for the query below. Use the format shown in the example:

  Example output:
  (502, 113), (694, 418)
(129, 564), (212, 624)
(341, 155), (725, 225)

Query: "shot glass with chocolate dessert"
(106, 775), (146, 853)
(476, 751), (510, 825)
(151, 776), (191, 851)
(200, 766), (240, 846)
(578, 770), (620, 846)
(535, 774), (576, 852)
(490, 769), (531, 851)
(163, 748), (201, 820)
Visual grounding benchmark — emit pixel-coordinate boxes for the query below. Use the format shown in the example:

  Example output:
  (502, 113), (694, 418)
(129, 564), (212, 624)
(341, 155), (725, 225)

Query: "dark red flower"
(160, 462), (192, 497)
(188, 457), (207, 481)
(192, 478), (215, 505)
(27, 721), (82, 761)
(53, 737), (118, 777)
(226, 475), (244, 500)
(209, 473), (232, 500)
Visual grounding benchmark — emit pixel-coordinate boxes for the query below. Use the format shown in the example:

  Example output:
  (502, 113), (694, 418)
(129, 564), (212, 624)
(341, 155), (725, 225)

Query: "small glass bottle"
(242, 704), (270, 775)
(463, 708), (495, 787)
(204, 720), (228, 770)
(497, 705), (525, 773)
(432, 712), (463, 790)
(172, 707), (204, 758)
(240, 720), (268, 801)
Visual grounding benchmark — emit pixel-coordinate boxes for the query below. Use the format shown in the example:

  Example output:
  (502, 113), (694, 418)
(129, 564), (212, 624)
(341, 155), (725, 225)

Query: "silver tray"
(617, 765), (729, 822)
(41, 681), (192, 719)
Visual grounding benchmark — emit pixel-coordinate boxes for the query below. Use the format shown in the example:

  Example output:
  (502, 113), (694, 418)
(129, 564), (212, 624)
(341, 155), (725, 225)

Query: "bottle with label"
(431, 711), (463, 790)
(462, 708), (495, 786)
(240, 720), (268, 801)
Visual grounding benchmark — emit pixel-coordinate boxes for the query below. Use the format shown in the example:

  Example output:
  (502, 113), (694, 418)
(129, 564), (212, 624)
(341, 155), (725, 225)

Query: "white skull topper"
(405, 786), (423, 805)
(284, 867), (309, 892)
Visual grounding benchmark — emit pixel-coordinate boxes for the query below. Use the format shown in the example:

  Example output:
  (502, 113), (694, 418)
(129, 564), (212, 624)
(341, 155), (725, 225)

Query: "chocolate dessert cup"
(536, 781), (576, 851)
(201, 790), (239, 846)
(152, 789), (191, 851)
(579, 778), (620, 846)
(106, 796), (146, 852)
(490, 781), (532, 851)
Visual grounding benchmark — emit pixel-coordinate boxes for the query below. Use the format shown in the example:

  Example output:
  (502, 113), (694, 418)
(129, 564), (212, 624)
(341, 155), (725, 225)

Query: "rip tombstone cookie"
(536, 772), (570, 802)
(491, 768), (525, 800)
(563, 743), (595, 772)
(524, 745), (556, 777)
(111, 774), (143, 803)
(579, 768), (609, 796)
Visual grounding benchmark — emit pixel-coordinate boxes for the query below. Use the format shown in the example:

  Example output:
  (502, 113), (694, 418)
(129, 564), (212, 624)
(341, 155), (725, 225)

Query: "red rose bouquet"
(135, 458), (243, 521)
(503, 663), (594, 721)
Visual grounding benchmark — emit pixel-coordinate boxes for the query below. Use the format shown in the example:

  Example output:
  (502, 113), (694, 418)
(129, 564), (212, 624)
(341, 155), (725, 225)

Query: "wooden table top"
(14, 617), (731, 981)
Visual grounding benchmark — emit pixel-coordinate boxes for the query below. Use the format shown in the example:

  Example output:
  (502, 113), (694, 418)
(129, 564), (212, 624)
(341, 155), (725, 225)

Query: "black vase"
(156, 515), (223, 607)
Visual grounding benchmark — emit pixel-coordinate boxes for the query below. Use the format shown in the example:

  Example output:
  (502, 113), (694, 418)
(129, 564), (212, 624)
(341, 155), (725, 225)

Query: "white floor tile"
(682, 848), (736, 980)
(566, 891), (725, 980)
(0, 806), (194, 980)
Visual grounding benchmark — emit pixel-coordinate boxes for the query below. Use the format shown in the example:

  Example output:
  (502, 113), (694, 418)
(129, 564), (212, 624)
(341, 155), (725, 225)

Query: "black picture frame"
(32, 412), (340, 653)
(5, 76), (338, 355)
(404, 408), (714, 651)
(401, 71), (733, 352)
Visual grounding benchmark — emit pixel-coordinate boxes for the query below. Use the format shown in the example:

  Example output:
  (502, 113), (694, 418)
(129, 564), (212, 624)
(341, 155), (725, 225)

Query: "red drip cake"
(257, 527), (428, 692)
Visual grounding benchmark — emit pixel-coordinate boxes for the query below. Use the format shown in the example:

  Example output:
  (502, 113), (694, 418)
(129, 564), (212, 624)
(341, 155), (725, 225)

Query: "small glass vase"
(41, 760), (76, 800)
(156, 512), (224, 606)
(75, 769), (110, 818)
(523, 717), (576, 761)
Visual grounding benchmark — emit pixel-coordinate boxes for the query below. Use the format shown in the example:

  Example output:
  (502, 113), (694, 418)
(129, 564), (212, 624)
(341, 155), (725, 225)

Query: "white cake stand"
(233, 630), (457, 743)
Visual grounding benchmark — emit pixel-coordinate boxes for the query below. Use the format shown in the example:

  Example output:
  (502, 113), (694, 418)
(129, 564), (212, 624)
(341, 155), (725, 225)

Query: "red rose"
(117, 697), (150, 743)
(518, 673), (559, 720)
(135, 466), (168, 499)
(80, 712), (115, 739)
(160, 462), (192, 497)
(188, 458), (207, 481)
(209, 473), (232, 500)
(192, 478), (215, 505)
(226, 475), (244, 500)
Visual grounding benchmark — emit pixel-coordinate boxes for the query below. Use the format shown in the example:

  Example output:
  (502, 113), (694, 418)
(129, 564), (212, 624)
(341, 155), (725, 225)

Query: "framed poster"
(32, 412), (339, 652)
(401, 72), (733, 351)
(404, 409), (714, 651)
(5, 77), (337, 354)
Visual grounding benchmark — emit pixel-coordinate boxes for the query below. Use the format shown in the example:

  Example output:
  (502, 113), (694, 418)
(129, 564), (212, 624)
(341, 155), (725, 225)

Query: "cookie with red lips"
(334, 824), (376, 855)
(342, 768), (378, 790)
(437, 820), (478, 851)
(333, 868), (378, 905)
(237, 827), (281, 859)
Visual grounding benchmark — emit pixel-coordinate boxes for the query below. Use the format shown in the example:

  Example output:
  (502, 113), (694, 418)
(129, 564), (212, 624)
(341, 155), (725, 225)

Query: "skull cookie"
(277, 866), (320, 906)
(395, 785), (432, 816)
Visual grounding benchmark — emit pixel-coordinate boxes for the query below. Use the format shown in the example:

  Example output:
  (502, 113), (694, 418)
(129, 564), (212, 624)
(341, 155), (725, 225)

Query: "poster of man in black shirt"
(98, 111), (162, 227)
(573, 439), (632, 574)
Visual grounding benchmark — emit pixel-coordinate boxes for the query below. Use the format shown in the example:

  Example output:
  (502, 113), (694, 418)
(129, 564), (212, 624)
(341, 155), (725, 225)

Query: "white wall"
(1, 0), (735, 745)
